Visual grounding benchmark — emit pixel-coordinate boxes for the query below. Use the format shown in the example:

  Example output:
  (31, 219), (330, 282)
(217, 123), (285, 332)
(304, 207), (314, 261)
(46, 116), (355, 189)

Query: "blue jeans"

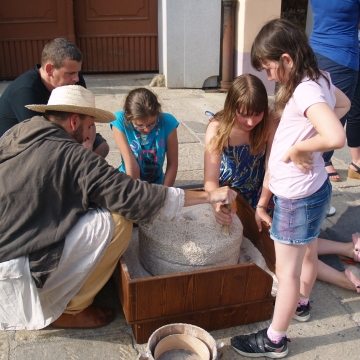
(270, 179), (332, 245)
(314, 52), (358, 161)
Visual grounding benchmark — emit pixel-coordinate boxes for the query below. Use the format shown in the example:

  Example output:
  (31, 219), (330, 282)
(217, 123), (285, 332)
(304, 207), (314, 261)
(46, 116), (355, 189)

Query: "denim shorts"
(270, 179), (332, 245)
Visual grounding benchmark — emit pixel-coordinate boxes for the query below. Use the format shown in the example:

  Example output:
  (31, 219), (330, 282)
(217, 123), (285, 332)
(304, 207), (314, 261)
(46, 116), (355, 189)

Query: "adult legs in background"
(315, 52), (358, 181)
(347, 69), (360, 179)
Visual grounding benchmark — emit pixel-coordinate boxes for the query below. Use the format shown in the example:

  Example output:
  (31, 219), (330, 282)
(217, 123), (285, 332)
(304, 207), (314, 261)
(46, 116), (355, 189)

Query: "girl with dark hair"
(230, 18), (350, 358)
(111, 88), (179, 186)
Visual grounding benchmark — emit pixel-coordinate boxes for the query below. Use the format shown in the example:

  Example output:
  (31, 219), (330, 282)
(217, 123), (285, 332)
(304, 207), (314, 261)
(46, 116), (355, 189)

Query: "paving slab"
(328, 264), (360, 320)
(177, 123), (200, 144)
(178, 143), (205, 172)
(0, 331), (9, 360)
(11, 332), (138, 360)
(209, 280), (360, 360)
(93, 95), (123, 114)
(323, 195), (360, 243)
(106, 151), (121, 169)
(174, 170), (204, 188)
(333, 145), (353, 165)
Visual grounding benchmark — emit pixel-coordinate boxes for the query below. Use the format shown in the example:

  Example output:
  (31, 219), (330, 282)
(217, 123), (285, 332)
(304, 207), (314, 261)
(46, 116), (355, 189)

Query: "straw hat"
(26, 85), (115, 123)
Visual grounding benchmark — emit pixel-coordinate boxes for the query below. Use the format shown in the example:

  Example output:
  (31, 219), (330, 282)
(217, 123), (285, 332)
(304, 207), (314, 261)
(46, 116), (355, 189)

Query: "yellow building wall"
(234, 0), (281, 94)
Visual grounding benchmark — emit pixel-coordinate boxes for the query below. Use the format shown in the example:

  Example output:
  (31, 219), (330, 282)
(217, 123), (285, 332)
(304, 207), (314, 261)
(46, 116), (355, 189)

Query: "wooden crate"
(114, 193), (276, 344)
(234, 193), (276, 273)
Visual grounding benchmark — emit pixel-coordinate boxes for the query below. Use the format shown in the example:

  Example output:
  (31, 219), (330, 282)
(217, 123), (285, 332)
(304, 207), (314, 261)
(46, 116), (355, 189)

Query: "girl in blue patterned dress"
(111, 88), (179, 186)
(204, 73), (279, 232)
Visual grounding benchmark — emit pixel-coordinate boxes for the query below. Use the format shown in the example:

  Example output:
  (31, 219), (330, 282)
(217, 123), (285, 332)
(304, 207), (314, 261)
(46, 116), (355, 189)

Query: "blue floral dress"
(219, 142), (273, 214)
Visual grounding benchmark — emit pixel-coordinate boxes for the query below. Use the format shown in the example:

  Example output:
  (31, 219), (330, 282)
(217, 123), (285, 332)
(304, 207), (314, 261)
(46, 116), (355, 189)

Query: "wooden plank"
(118, 258), (273, 323)
(73, 0), (159, 73)
(235, 194), (276, 273)
(131, 298), (275, 344)
(0, 0), (75, 79)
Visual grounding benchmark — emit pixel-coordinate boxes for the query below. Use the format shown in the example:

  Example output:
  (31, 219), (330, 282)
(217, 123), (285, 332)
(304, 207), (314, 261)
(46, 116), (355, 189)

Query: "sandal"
(348, 162), (360, 180)
(325, 161), (340, 182)
(352, 232), (360, 262)
(345, 266), (360, 293)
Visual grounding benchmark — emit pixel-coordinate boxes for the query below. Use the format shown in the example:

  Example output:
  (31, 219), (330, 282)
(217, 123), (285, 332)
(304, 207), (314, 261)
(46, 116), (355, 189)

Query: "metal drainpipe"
(220, 0), (236, 90)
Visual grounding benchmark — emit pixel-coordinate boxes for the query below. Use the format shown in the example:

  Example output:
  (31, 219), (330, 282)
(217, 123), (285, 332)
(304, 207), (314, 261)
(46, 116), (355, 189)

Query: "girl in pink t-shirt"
(231, 19), (350, 358)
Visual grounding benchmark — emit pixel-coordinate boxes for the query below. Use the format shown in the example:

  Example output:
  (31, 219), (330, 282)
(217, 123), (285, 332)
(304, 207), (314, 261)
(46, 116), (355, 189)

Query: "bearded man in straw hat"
(0, 85), (237, 330)
(0, 38), (109, 158)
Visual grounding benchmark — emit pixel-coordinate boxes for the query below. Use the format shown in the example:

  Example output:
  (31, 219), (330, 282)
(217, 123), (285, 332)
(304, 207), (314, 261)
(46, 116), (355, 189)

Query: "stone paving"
(0, 74), (360, 359)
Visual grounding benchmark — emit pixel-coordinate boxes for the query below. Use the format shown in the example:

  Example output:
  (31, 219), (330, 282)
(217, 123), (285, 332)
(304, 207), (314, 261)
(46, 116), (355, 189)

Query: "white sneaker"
(326, 206), (336, 217)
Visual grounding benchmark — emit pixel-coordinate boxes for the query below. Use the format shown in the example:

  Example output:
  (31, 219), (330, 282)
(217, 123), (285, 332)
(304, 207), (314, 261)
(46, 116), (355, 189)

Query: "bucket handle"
(217, 341), (225, 359)
(138, 354), (149, 360)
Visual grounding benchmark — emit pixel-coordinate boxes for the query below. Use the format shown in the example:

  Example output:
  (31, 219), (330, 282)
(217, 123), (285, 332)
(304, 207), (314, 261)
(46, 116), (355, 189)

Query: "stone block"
(138, 203), (243, 276)
(0, 331), (9, 360)
(178, 143), (205, 172)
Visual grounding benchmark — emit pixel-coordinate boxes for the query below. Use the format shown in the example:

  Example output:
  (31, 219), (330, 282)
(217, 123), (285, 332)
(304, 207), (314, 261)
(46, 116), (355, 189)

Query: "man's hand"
(208, 186), (237, 205)
(184, 186), (237, 207)
(82, 123), (97, 151)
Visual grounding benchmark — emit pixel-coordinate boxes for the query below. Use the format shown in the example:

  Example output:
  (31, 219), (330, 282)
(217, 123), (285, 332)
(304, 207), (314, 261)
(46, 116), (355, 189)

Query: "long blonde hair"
(208, 74), (269, 155)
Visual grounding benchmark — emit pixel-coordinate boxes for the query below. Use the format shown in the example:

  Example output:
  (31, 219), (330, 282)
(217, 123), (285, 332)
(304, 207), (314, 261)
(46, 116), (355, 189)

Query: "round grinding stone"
(139, 203), (243, 276)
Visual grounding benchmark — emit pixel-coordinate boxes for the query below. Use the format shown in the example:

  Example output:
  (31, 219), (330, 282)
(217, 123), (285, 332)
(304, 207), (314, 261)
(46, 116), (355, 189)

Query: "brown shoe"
(51, 305), (115, 329)
(348, 162), (360, 180)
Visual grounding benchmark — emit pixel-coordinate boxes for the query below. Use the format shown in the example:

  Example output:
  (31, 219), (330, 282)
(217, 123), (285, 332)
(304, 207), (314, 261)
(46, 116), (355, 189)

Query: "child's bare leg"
(317, 260), (357, 290)
(317, 237), (353, 257)
(271, 242), (308, 331)
(300, 239), (318, 297)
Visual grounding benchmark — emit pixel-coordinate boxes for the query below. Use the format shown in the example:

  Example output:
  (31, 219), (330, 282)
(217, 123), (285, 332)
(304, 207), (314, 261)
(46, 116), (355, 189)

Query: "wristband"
(256, 205), (267, 210)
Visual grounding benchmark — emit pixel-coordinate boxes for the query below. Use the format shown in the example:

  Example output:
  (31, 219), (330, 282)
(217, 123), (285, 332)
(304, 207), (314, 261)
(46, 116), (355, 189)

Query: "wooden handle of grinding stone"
(221, 204), (232, 235)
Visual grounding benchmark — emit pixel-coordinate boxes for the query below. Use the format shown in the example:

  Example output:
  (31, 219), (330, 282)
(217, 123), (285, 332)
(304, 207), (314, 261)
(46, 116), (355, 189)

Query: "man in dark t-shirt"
(0, 38), (109, 157)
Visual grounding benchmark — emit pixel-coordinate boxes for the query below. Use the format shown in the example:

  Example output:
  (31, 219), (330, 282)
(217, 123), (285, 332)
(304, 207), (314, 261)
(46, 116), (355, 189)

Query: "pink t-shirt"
(269, 74), (336, 199)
